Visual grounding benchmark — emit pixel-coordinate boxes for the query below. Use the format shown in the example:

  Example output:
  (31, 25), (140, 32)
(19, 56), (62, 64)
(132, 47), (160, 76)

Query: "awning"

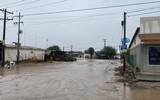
(139, 34), (160, 44)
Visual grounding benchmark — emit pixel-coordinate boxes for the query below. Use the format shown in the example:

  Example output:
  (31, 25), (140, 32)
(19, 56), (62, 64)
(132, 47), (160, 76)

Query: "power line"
(25, 12), (119, 21)
(6, 0), (40, 8)
(128, 10), (160, 17)
(23, 11), (120, 22)
(19, 5), (160, 22)
(26, 12), (119, 26)
(0, 0), (25, 7)
(18, 0), (68, 11)
(23, 0), (160, 16)
(127, 5), (160, 13)
(23, 5), (160, 24)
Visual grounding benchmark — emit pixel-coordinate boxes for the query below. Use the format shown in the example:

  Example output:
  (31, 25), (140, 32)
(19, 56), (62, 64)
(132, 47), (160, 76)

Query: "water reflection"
(0, 60), (160, 100)
(131, 88), (160, 100)
(0, 67), (4, 78)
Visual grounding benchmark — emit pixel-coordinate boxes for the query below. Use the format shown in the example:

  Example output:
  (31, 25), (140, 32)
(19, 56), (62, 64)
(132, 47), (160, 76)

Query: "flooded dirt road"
(0, 59), (160, 100)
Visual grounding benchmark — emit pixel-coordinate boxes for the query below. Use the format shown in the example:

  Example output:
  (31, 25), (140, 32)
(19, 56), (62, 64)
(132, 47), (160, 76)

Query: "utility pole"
(103, 39), (107, 48)
(122, 12), (127, 75)
(0, 9), (13, 67)
(14, 12), (23, 64)
(63, 46), (65, 51)
(2, 9), (7, 67)
(46, 38), (48, 48)
(71, 45), (73, 52)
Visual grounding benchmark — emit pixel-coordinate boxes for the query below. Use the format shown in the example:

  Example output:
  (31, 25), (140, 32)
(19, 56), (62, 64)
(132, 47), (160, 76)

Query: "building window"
(149, 47), (160, 65)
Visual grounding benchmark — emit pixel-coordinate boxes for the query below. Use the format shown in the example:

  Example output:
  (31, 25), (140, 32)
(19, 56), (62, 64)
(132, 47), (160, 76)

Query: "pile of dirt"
(115, 65), (136, 82)
(115, 65), (160, 89)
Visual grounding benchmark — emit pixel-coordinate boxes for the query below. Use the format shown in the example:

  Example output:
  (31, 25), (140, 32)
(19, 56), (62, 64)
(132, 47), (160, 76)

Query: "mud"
(0, 59), (160, 100)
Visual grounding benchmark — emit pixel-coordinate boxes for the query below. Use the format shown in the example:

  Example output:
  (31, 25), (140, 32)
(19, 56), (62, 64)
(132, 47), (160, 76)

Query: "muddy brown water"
(0, 59), (160, 100)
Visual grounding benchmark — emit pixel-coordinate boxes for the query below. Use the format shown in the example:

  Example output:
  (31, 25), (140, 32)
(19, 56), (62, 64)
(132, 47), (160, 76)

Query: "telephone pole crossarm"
(0, 9), (13, 14)
(0, 18), (13, 21)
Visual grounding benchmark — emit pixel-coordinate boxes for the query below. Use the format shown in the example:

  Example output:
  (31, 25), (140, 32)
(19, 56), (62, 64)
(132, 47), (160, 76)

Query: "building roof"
(129, 27), (140, 48)
(5, 44), (45, 51)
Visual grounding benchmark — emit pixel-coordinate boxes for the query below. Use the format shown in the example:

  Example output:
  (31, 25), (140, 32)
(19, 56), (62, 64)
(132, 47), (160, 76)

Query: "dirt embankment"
(114, 65), (135, 82)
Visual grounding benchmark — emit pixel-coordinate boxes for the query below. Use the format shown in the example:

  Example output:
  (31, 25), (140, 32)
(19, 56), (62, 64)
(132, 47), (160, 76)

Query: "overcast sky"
(0, 0), (160, 51)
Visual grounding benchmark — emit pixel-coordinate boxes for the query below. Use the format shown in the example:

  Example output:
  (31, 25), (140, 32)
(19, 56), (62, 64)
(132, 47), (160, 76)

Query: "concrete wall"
(5, 48), (45, 62)
(130, 34), (141, 49)
(129, 44), (142, 72)
(130, 44), (160, 73)
(140, 16), (160, 34)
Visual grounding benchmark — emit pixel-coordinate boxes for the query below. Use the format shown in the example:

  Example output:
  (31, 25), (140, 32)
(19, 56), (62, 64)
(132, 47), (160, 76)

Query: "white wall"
(140, 16), (160, 34)
(5, 48), (45, 62)
(130, 31), (141, 49)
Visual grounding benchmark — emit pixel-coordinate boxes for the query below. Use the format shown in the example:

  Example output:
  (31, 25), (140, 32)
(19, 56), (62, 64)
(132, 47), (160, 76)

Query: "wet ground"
(0, 59), (160, 100)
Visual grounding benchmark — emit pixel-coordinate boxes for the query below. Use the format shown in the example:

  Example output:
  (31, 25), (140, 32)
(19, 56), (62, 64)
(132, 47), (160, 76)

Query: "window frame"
(147, 46), (160, 66)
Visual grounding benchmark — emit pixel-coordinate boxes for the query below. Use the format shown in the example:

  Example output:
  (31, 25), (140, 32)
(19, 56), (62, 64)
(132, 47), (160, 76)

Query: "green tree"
(88, 47), (95, 59)
(101, 46), (116, 59)
(47, 45), (61, 51)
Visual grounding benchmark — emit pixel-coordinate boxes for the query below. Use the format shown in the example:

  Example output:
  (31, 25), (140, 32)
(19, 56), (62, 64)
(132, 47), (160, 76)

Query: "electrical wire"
(18, 0), (68, 11)
(128, 10), (160, 17)
(127, 5), (160, 13)
(23, 11), (120, 21)
(23, 0), (160, 17)
(0, 0), (25, 7)
(23, 4), (160, 22)
(25, 12), (120, 26)
(6, 0), (40, 8)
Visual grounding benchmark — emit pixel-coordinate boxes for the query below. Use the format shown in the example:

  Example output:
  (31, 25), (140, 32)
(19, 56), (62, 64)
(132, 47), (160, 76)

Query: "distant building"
(128, 16), (160, 81)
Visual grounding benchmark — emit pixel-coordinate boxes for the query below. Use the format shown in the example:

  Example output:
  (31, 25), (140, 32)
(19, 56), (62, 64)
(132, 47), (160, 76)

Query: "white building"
(129, 16), (160, 81)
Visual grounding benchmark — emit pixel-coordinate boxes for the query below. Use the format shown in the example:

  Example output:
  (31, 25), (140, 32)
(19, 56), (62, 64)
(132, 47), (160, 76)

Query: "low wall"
(5, 48), (45, 62)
